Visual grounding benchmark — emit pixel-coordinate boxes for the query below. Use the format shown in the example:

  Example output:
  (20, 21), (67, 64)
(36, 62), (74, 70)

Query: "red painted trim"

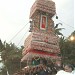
(29, 50), (57, 56)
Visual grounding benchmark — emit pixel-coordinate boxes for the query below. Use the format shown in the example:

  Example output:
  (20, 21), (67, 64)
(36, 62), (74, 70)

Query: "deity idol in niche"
(40, 15), (47, 30)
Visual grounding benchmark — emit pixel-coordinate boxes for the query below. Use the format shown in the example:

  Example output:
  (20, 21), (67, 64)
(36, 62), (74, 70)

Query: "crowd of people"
(13, 57), (75, 75)
(13, 63), (75, 75)
(14, 63), (57, 75)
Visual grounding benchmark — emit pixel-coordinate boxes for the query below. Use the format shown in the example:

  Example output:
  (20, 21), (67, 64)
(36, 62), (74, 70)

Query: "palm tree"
(54, 23), (64, 36)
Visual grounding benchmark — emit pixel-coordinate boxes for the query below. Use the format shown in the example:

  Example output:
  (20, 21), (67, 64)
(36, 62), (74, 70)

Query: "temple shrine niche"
(21, 0), (61, 65)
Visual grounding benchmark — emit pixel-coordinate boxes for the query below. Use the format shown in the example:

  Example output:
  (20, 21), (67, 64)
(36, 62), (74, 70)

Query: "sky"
(0, 0), (74, 47)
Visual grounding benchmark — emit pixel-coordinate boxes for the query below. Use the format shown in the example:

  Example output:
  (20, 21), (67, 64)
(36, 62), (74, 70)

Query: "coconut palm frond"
(55, 28), (65, 31)
(54, 24), (59, 28)
(55, 28), (64, 36)
(54, 23), (62, 28)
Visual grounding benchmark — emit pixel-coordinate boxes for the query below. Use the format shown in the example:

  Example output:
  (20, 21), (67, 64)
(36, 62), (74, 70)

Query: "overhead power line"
(17, 29), (30, 46)
(55, 14), (74, 29)
(9, 22), (29, 43)
(58, 19), (74, 29)
(0, 22), (30, 51)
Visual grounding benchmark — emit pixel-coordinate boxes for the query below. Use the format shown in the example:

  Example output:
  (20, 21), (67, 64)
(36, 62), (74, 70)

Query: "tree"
(1, 42), (24, 75)
(0, 39), (4, 52)
(54, 23), (64, 36)
(59, 31), (75, 64)
(0, 66), (7, 75)
(59, 36), (65, 62)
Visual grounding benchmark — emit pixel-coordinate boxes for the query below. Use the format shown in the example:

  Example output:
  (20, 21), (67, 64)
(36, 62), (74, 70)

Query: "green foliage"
(59, 31), (75, 64)
(0, 39), (4, 52)
(54, 23), (64, 36)
(0, 41), (24, 75)
(0, 66), (7, 75)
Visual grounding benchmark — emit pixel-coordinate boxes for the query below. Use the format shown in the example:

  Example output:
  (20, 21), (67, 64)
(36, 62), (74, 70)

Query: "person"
(63, 64), (74, 73)
(56, 70), (73, 75)
(63, 64), (75, 75)
(56, 63), (74, 75)
(38, 64), (49, 75)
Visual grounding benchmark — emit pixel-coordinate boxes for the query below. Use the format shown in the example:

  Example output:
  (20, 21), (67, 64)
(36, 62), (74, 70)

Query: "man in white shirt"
(56, 64), (74, 75)
(56, 70), (73, 75)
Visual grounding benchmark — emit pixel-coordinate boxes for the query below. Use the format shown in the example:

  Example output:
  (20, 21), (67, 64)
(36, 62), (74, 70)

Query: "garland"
(34, 57), (40, 61)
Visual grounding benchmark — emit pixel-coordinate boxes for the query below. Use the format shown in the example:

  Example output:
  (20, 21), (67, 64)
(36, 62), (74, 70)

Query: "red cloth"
(42, 24), (45, 28)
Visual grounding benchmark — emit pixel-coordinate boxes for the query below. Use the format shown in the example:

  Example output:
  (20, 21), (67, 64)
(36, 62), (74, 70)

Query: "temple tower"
(21, 0), (60, 63)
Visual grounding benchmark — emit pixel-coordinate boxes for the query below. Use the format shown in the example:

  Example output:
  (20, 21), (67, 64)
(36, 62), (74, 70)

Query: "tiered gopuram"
(21, 0), (60, 62)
